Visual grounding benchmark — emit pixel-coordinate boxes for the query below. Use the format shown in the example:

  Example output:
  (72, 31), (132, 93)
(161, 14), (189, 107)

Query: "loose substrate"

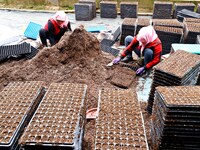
(0, 27), (150, 149)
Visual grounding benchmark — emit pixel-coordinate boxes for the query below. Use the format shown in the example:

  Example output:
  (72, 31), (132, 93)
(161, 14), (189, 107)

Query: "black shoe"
(121, 56), (133, 63)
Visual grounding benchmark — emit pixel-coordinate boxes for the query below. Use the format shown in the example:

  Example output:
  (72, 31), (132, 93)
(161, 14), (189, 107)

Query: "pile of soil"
(0, 27), (150, 149)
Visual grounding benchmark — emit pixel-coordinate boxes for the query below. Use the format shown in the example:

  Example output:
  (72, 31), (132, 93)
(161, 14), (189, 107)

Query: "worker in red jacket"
(39, 11), (72, 47)
(113, 25), (162, 75)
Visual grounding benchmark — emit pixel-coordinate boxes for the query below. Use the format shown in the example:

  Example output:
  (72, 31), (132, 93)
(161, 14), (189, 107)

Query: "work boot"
(121, 56), (133, 63)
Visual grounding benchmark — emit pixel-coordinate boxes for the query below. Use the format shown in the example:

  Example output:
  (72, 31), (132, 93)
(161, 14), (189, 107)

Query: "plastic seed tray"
(0, 42), (31, 57)
(95, 88), (149, 150)
(110, 67), (136, 88)
(147, 50), (200, 114)
(151, 86), (200, 149)
(24, 22), (42, 40)
(112, 26), (121, 42)
(152, 19), (184, 28)
(100, 39), (115, 47)
(0, 81), (45, 150)
(100, 44), (119, 57)
(19, 82), (87, 150)
(25, 46), (39, 59)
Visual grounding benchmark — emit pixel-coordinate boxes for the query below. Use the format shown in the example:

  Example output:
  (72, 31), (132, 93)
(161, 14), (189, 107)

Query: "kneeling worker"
(113, 26), (162, 76)
(39, 11), (72, 47)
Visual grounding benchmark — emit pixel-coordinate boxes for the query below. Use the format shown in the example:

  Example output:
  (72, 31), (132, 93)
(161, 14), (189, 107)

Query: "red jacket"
(44, 18), (61, 35)
(121, 36), (162, 69)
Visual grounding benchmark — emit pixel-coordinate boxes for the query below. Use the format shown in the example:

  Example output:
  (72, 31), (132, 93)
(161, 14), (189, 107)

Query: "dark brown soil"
(0, 27), (150, 149)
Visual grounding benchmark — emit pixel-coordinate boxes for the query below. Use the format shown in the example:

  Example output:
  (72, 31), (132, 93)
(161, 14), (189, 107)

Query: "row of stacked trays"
(0, 81), (45, 150)
(151, 86), (200, 150)
(94, 88), (148, 150)
(183, 18), (200, 44)
(19, 82), (87, 150)
(147, 50), (200, 114)
(153, 25), (183, 55)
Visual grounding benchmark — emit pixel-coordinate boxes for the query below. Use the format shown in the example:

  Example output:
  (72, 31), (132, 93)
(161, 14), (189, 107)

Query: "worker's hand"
(113, 57), (121, 64)
(136, 67), (145, 75)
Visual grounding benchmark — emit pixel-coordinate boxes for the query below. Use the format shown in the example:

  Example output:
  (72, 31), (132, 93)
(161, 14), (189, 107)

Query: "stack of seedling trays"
(173, 3), (195, 19)
(154, 25), (183, 55)
(19, 82), (87, 150)
(152, 19), (184, 28)
(120, 18), (137, 45)
(152, 1), (173, 19)
(0, 81), (45, 150)
(177, 9), (200, 22)
(183, 22), (200, 44)
(95, 88), (148, 149)
(147, 50), (200, 114)
(151, 86), (200, 150)
(135, 18), (151, 35)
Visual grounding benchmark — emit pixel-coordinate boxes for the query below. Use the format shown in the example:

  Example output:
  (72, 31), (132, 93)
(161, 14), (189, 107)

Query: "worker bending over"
(39, 11), (72, 47)
(113, 25), (162, 76)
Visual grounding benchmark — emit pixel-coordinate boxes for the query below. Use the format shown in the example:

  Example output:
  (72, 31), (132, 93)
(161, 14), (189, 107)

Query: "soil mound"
(0, 27), (116, 108)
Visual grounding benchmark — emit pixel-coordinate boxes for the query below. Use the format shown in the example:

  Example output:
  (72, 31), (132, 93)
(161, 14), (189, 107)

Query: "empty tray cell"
(120, 2), (138, 19)
(24, 22), (42, 40)
(0, 81), (45, 150)
(153, 1), (173, 19)
(100, 1), (117, 18)
(0, 42), (31, 57)
(151, 86), (200, 149)
(95, 88), (148, 150)
(19, 82), (87, 150)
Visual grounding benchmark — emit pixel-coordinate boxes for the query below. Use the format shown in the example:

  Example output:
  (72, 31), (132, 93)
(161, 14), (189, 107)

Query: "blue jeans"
(124, 35), (153, 66)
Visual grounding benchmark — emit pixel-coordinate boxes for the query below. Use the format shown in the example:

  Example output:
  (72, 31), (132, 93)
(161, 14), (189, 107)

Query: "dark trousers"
(39, 29), (65, 47)
(124, 35), (153, 66)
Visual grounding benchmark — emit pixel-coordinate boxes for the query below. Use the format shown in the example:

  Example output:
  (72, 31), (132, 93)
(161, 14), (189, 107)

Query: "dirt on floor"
(0, 27), (151, 149)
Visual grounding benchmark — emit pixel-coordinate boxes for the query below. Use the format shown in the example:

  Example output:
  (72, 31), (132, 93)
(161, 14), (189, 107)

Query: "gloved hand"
(136, 67), (145, 75)
(113, 57), (121, 64)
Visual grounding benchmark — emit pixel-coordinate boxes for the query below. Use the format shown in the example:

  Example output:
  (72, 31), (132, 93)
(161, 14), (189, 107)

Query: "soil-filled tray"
(95, 88), (148, 150)
(110, 67), (136, 88)
(0, 81), (44, 150)
(19, 82), (87, 150)
(151, 86), (200, 149)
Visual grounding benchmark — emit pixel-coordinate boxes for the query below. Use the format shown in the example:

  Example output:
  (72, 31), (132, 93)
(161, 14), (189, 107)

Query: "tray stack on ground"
(79, 0), (96, 18)
(177, 9), (200, 22)
(0, 42), (39, 62)
(74, 3), (93, 21)
(173, 3), (195, 19)
(120, 18), (137, 45)
(147, 50), (200, 114)
(19, 82), (87, 150)
(135, 18), (151, 35)
(151, 86), (200, 150)
(100, 1), (117, 18)
(110, 67), (136, 89)
(183, 18), (200, 44)
(95, 88), (148, 149)
(0, 81), (45, 150)
(152, 1), (173, 19)
(120, 2), (138, 19)
(154, 25), (183, 55)
(198, 4), (200, 13)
